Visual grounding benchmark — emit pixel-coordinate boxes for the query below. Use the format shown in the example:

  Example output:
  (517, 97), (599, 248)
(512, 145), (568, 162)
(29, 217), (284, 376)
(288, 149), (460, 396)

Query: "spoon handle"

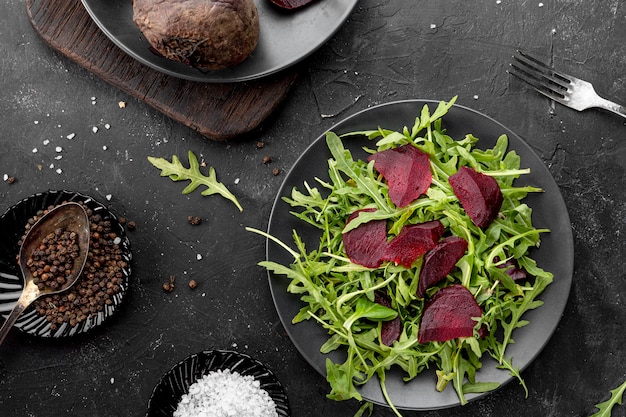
(0, 298), (31, 346)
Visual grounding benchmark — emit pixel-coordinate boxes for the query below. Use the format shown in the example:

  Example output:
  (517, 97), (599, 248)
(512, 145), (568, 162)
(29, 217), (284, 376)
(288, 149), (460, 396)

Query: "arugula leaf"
(590, 379), (626, 417)
(148, 150), (243, 212)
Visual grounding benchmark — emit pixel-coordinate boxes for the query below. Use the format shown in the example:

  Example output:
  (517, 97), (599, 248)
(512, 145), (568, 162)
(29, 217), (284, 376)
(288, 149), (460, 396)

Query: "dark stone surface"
(1, 1), (626, 416)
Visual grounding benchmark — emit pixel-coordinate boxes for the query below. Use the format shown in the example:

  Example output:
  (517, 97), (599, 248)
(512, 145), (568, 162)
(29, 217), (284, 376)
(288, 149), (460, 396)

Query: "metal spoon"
(0, 202), (90, 345)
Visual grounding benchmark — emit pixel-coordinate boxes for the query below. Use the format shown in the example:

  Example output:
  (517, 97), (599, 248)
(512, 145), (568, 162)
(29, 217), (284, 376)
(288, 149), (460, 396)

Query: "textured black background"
(1, 1), (626, 416)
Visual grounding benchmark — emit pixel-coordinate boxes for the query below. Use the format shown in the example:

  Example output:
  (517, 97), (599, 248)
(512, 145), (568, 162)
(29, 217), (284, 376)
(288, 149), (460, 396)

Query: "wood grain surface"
(25, 0), (299, 141)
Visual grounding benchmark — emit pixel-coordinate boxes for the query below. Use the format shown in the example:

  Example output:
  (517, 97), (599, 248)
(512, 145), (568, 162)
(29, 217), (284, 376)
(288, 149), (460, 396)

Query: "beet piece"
(418, 284), (482, 343)
(382, 220), (444, 268)
(342, 209), (387, 268)
(449, 166), (503, 228)
(417, 236), (468, 298)
(367, 144), (432, 208)
(494, 256), (528, 281)
(375, 292), (402, 346)
(268, 0), (316, 9)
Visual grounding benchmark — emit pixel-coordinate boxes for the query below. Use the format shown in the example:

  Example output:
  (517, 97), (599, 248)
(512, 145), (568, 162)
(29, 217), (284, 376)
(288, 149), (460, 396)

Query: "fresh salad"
(251, 97), (553, 415)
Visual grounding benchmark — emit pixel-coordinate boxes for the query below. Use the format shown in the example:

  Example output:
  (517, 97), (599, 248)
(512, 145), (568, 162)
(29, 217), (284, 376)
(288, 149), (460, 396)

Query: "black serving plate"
(0, 190), (132, 338)
(266, 100), (574, 410)
(146, 350), (290, 417)
(81, 0), (358, 82)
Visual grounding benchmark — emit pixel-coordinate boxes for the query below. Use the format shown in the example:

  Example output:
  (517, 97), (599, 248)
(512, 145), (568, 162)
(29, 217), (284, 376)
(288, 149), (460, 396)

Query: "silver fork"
(509, 50), (626, 119)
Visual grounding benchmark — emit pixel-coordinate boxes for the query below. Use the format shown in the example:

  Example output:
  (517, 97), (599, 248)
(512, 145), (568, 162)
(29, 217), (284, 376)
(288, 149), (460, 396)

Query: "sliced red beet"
(367, 144), (432, 208)
(382, 220), (444, 268)
(375, 291), (402, 346)
(268, 0), (316, 9)
(342, 209), (387, 268)
(418, 284), (482, 343)
(417, 236), (468, 298)
(449, 166), (503, 228)
(494, 256), (528, 281)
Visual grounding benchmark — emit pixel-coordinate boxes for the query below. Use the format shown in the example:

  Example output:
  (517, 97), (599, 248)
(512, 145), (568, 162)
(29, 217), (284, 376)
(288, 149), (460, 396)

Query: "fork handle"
(597, 97), (626, 119)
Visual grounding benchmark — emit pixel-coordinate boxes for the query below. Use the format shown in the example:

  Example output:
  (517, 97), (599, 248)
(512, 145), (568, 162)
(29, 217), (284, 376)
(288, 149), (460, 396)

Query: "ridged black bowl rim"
(0, 190), (132, 337)
(146, 349), (291, 417)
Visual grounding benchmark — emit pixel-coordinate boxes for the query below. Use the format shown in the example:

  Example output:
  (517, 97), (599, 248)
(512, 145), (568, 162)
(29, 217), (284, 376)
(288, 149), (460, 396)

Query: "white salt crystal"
(92, 126), (99, 133)
(67, 133), (76, 140)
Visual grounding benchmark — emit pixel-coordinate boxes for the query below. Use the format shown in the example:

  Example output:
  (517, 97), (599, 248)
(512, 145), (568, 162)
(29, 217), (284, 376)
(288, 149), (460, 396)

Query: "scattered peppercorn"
(188, 279), (198, 289)
(6, 176), (15, 184)
(188, 216), (202, 225)
(262, 156), (272, 164)
(163, 275), (176, 292)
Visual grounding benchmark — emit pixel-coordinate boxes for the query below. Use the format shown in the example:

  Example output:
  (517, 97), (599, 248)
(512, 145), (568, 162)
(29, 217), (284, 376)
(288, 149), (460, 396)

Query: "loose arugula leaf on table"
(148, 150), (243, 212)
(590, 379), (626, 417)
(250, 98), (553, 415)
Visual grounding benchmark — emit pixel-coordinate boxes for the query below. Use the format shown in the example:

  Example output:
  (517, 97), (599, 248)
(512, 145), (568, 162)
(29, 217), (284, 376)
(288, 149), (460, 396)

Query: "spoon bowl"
(0, 202), (90, 345)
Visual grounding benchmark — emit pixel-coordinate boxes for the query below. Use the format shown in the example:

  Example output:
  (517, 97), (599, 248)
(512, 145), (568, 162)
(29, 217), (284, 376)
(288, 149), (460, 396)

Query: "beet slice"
(418, 284), (482, 343)
(417, 236), (468, 298)
(367, 144), (432, 208)
(382, 220), (444, 268)
(449, 166), (503, 228)
(375, 292), (402, 346)
(268, 0), (316, 9)
(494, 256), (528, 281)
(342, 209), (387, 268)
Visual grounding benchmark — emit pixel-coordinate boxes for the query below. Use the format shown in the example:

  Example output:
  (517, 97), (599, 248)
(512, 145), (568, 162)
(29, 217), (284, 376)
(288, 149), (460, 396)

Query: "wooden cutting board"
(25, 0), (300, 141)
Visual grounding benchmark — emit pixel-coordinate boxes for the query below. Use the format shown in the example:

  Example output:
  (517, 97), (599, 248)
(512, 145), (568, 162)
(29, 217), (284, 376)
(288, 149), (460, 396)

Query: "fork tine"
(508, 51), (575, 103)
(514, 50), (572, 86)
(508, 62), (567, 103)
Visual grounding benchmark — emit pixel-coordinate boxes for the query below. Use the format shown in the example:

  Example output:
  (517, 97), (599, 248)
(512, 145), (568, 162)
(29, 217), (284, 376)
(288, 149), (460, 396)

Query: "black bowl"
(146, 350), (290, 417)
(0, 190), (132, 337)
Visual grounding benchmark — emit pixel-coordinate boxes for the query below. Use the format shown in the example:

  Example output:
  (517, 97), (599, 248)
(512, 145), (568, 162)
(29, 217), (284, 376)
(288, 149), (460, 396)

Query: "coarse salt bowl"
(146, 349), (291, 417)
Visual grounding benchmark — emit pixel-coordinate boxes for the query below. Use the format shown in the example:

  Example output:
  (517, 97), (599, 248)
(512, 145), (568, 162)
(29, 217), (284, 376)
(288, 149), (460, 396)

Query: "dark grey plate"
(80, 0), (358, 83)
(265, 100), (574, 410)
(146, 350), (290, 417)
(0, 190), (131, 338)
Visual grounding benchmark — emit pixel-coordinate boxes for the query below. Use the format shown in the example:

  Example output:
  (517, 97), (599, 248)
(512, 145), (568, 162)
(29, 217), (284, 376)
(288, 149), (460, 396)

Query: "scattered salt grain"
(34, 121), (39, 125)
(430, 23), (437, 29)
(103, 145), (108, 151)
(105, 123), (111, 130)
(113, 237), (122, 245)
(538, 2), (543, 6)
(3, 174), (8, 181)
(32, 148), (38, 153)
(92, 126), (99, 133)
(473, 95), (479, 100)
(196, 254), (203, 261)
(106, 194), (112, 201)
(234, 178), (240, 185)
(118, 101), (126, 108)
(56, 168), (62, 175)
(496, 0), (501, 3)
(43, 139), (50, 145)
(67, 133), (76, 140)
(55, 155), (63, 160)
(55, 146), (63, 153)
(110, 377), (115, 384)
(174, 369), (278, 417)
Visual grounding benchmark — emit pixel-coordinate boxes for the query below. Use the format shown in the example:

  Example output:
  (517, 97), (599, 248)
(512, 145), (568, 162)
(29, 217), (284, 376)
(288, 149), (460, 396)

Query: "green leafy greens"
(252, 98), (553, 415)
(590, 379), (626, 417)
(148, 150), (243, 212)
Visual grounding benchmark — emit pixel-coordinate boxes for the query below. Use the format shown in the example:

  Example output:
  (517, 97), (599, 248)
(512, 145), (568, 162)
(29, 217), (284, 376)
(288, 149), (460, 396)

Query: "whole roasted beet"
(417, 236), (468, 298)
(268, 0), (317, 9)
(449, 166), (503, 228)
(133, 0), (259, 69)
(418, 284), (482, 344)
